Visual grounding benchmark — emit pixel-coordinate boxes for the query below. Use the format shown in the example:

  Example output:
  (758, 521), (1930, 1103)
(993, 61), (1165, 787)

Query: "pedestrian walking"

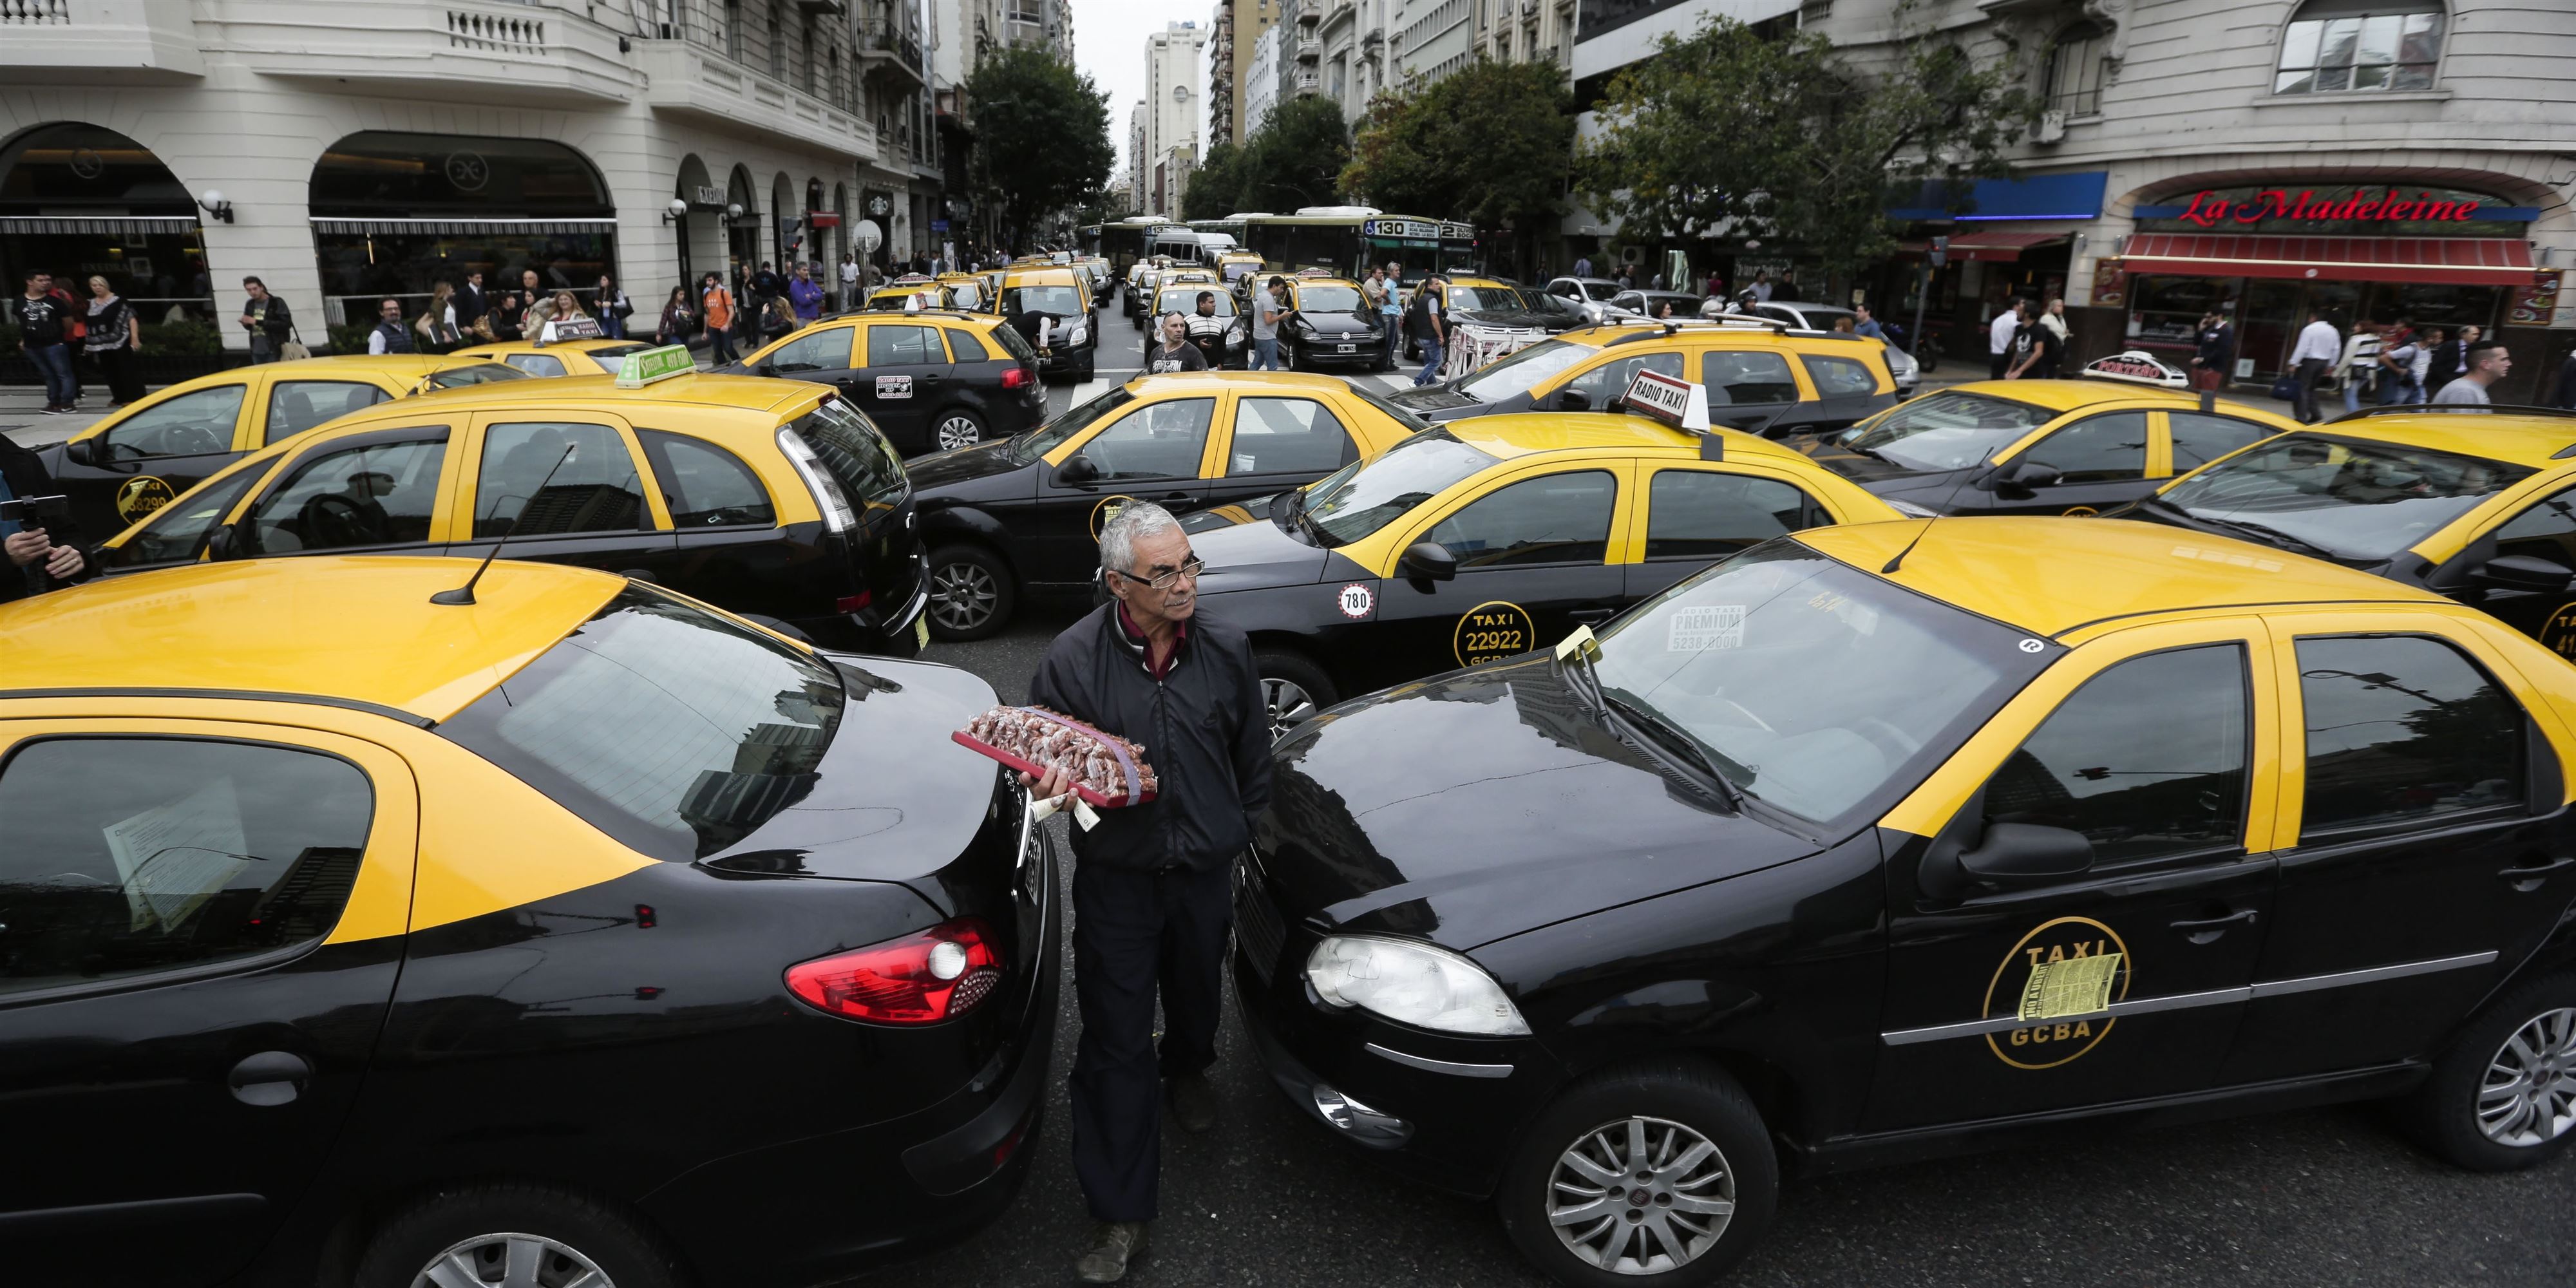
(2036, 299), (2070, 378)
(2189, 310), (2235, 392)
(3, 430), (93, 603)
(2376, 326), (2421, 405)
(2427, 325), (2476, 395)
(238, 276), (294, 364)
(751, 260), (785, 308)
(415, 282), (463, 353)
(81, 275), (144, 407)
(1146, 312), (1207, 374)
(1250, 276), (1287, 372)
(16, 271), (77, 413)
(595, 275), (633, 339)
(365, 298), (416, 355)
(2289, 309), (2341, 424)
(2411, 327), (2443, 402)
(839, 252), (860, 310)
(1185, 292), (1229, 369)
(2430, 340), (2510, 406)
(656, 285), (695, 347)
(1022, 501), (1269, 1285)
(1750, 270), (1773, 303)
(700, 272), (739, 364)
(1988, 298), (2026, 381)
(2005, 306), (2061, 381)
(2337, 323), (2383, 414)
(1774, 269), (1801, 303)
(789, 264), (825, 323)
(1410, 275), (1448, 387)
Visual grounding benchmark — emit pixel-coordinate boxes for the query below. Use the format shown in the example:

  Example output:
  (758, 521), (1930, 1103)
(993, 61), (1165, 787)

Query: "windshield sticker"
(876, 375), (914, 399)
(1455, 601), (1535, 667)
(1667, 604), (1746, 651)
(1985, 916), (2130, 1069)
(1337, 583), (1375, 620)
(2018, 638), (2047, 653)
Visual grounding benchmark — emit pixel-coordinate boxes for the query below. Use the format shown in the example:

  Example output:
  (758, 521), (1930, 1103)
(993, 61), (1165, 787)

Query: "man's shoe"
(1167, 1072), (1217, 1135)
(1074, 1220), (1149, 1283)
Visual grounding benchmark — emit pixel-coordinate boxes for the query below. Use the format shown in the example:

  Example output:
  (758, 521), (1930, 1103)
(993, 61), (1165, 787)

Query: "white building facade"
(1244, 23), (1283, 133)
(1143, 21), (1208, 216)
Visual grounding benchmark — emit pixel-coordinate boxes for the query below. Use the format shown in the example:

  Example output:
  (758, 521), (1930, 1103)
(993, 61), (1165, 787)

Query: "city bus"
(1240, 209), (1479, 286)
(1084, 216), (1170, 274)
(1188, 217), (1246, 252)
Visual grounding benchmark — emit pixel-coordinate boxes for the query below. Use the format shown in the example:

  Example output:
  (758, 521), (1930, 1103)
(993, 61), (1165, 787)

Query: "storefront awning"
(310, 217), (619, 236)
(2119, 234), (2537, 285)
(1887, 172), (2110, 223)
(1946, 231), (2067, 262)
(0, 215), (201, 235)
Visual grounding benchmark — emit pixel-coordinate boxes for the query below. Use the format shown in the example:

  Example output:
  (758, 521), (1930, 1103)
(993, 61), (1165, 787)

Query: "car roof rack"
(2329, 403), (2576, 424)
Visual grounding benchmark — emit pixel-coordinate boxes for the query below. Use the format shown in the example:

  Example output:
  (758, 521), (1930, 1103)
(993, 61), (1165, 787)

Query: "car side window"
(1560, 351), (1683, 408)
(2297, 635), (2524, 837)
(1801, 354), (1879, 398)
(98, 384), (247, 459)
(475, 422), (649, 536)
(0, 737), (374, 997)
(638, 430), (776, 529)
(1983, 644), (2250, 867)
(868, 324), (942, 366)
(109, 463), (266, 568)
(1425, 469), (1618, 569)
(945, 328), (992, 363)
(240, 433), (448, 554)
(2483, 486), (2576, 571)
(505, 354), (569, 379)
(1645, 470), (1824, 560)
(265, 381), (392, 442)
(1702, 351), (1799, 406)
(2167, 412), (2274, 471)
(1229, 397), (1357, 477)
(2024, 412), (2148, 484)
(1081, 398), (1215, 480)
(766, 327), (855, 373)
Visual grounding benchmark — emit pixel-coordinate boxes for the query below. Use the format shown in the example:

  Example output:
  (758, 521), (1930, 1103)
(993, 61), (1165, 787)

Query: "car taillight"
(786, 919), (1005, 1025)
(1001, 365), (1029, 390)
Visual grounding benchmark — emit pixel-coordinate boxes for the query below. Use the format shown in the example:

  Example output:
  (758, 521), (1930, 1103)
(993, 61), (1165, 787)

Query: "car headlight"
(1068, 319), (1089, 344)
(1305, 936), (1530, 1036)
(1887, 498), (1938, 518)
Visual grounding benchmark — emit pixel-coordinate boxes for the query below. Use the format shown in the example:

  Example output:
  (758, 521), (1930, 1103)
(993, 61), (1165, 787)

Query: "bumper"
(789, 555), (931, 656)
(1036, 343), (1094, 374)
(1292, 340), (1386, 368)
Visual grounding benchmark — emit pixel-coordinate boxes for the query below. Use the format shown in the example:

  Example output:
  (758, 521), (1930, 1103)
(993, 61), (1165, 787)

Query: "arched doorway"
(725, 165), (760, 284)
(0, 122), (213, 333)
(674, 153), (717, 291)
(770, 173), (794, 271)
(308, 131), (614, 330)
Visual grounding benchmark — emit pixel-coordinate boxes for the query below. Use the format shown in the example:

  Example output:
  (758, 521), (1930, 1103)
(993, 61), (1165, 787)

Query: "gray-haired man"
(1022, 501), (1271, 1283)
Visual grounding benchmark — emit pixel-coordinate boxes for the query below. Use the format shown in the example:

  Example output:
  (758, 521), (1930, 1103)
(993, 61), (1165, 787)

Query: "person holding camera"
(1, 433), (90, 603)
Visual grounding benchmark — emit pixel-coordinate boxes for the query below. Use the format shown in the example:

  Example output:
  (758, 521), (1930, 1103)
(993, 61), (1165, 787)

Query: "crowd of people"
(2284, 311), (2524, 420)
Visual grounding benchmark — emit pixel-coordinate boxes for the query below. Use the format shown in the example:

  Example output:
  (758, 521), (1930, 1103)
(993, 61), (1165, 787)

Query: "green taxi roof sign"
(615, 344), (695, 389)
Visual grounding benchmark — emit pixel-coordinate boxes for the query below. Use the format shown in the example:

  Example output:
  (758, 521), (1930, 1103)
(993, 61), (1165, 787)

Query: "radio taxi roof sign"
(1622, 367), (1725, 459)
(2080, 350), (2190, 389)
(614, 344), (695, 389)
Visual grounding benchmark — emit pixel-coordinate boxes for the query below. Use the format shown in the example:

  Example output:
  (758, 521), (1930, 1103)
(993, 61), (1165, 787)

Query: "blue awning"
(1888, 172), (2108, 223)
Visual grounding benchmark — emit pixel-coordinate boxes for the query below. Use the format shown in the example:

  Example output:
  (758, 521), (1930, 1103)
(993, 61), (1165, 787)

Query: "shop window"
(2045, 23), (2108, 117)
(2276, 0), (2444, 95)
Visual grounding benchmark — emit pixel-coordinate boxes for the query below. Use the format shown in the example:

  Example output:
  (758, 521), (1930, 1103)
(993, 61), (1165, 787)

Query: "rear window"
(987, 321), (1037, 362)
(945, 328), (992, 363)
(1003, 285), (1086, 316)
(426, 362), (531, 390)
(788, 397), (907, 508)
(438, 587), (846, 862)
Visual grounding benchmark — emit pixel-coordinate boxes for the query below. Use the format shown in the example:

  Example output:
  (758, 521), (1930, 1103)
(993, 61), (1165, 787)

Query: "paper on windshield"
(1667, 604), (1747, 651)
(102, 777), (252, 932)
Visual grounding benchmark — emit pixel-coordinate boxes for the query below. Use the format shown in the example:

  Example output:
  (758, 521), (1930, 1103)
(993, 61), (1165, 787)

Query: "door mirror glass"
(62, 438), (94, 466)
(2475, 553), (2576, 594)
(2000, 459), (2064, 490)
(1555, 388), (1591, 412)
(1956, 822), (2096, 886)
(1056, 453), (1101, 484)
(1399, 540), (1458, 581)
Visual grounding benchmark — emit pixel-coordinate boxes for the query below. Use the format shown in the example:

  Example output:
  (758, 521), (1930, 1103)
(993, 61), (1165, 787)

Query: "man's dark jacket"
(1028, 603), (1273, 873)
(1, 434), (95, 605)
(2195, 321), (2235, 372)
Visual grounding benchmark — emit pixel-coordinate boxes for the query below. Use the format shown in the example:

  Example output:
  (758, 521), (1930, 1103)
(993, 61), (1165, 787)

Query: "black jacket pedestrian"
(456, 281), (488, 327)
(2552, 351), (2576, 411)
(2427, 339), (2465, 392)
(245, 293), (292, 348)
(1027, 602), (1273, 873)
(2195, 321), (2235, 373)
(1, 433), (94, 604)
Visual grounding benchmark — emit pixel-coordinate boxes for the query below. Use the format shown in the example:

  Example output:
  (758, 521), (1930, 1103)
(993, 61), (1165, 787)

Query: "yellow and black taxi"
(1795, 354), (2301, 518)
(867, 274), (943, 311)
(935, 271), (989, 312)
(93, 358), (932, 655)
(1217, 249), (1266, 299)
(1152, 280), (1248, 368)
(0, 554), (1058, 1288)
(1124, 256), (1180, 326)
(1390, 316), (1901, 437)
(446, 336), (657, 379)
(1175, 397), (1901, 732)
(1269, 272), (1393, 374)
(1238, 515), (2576, 1286)
(717, 307), (1045, 455)
(987, 262), (1099, 383)
(34, 354), (531, 542)
(909, 371), (1425, 641)
(2114, 404), (2576, 658)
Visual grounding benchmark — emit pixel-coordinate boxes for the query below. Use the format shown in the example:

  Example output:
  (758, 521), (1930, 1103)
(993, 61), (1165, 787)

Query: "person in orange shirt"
(699, 271), (739, 364)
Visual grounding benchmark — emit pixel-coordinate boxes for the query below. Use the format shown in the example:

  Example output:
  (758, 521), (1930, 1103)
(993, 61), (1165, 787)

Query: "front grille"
(1234, 860), (1287, 984)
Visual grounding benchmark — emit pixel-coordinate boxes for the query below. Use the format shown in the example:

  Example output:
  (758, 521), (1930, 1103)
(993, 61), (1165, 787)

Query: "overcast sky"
(1075, 0), (1215, 178)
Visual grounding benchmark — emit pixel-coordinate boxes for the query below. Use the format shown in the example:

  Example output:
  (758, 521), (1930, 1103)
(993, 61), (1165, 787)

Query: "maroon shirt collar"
(1115, 601), (1187, 679)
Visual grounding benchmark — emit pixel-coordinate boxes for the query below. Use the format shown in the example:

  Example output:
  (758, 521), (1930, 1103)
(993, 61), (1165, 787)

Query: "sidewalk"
(0, 384), (121, 449)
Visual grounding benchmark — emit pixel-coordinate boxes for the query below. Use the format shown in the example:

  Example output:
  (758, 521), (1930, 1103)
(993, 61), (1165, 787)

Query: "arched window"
(2045, 23), (2108, 116)
(2276, 0), (2444, 95)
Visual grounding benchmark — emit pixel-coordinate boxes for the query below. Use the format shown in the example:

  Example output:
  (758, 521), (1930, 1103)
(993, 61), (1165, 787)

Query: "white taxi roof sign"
(1624, 367), (1710, 433)
(2081, 350), (2189, 389)
(614, 344), (694, 388)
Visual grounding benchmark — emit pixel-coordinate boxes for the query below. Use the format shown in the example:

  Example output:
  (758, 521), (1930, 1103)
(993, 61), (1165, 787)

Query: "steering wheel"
(299, 493), (384, 547)
(1853, 715), (1924, 761)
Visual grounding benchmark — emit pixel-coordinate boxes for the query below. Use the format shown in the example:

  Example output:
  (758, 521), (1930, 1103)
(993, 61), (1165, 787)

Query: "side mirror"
(205, 522), (238, 562)
(1056, 454), (1101, 485)
(1399, 540), (1458, 582)
(1993, 459), (2062, 496)
(757, 363), (777, 378)
(62, 438), (95, 467)
(2475, 553), (2576, 594)
(1555, 388), (1592, 412)
(1956, 822), (2094, 887)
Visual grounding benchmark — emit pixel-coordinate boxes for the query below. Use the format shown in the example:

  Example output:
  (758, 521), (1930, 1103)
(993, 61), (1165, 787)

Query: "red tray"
(952, 730), (1157, 809)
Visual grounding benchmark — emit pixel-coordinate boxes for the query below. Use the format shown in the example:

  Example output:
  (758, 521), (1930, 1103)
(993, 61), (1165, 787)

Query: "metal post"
(1909, 263), (1930, 357)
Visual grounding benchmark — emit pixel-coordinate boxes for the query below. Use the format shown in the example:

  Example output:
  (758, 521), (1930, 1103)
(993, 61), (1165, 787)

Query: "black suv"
(724, 311), (1045, 455)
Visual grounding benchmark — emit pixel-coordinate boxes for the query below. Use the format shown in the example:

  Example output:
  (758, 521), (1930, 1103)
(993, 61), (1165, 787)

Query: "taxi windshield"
(582, 343), (651, 373)
(1159, 289), (1236, 316)
(1004, 285), (1086, 317)
(1595, 542), (2050, 827)
(947, 283), (985, 309)
(1839, 390), (2056, 473)
(1448, 286), (1522, 311)
(1013, 386), (1137, 464)
(1454, 336), (1597, 402)
(426, 361), (532, 389)
(1298, 285), (1367, 313)
(1222, 261), (1256, 281)
(2154, 433), (2533, 562)
(1298, 429), (1498, 547)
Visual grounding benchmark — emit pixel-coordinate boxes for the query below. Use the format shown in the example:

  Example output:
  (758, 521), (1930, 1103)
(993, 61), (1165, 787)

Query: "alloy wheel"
(1546, 1115), (1736, 1275)
(2477, 1006), (2576, 1147)
(1263, 676), (1318, 740)
(936, 415), (983, 451)
(929, 560), (999, 634)
(412, 1231), (612, 1288)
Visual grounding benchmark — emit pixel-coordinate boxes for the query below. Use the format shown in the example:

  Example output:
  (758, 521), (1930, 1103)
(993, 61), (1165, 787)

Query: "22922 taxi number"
(1455, 601), (1536, 667)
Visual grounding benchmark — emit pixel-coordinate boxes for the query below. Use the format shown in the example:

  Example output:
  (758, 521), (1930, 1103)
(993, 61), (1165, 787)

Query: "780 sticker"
(1336, 583), (1374, 620)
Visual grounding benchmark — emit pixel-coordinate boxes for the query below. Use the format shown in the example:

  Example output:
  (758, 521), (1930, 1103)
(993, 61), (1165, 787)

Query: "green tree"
(1182, 142), (1247, 222)
(965, 46), (1117, 248)
(1577, 16), (2035, 283)
(1236, 96), (1352, 213)
(1341, 62), (1575, 277)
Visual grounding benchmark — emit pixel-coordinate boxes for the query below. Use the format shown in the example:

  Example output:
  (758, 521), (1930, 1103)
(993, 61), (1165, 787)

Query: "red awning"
(2119, 234), (2535, 285)
(1944, 231), (2067, 262)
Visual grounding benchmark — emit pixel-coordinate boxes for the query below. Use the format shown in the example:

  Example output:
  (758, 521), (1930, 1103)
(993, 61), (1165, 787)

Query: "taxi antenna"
(1882, 447), (1993, 574)
(433, 442), (578, 605)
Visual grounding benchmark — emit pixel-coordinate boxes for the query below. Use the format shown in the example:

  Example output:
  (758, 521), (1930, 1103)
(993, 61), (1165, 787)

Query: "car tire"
(1075, 352), (1096, 383)
(927, 543), (1016, 642)
(1497, 1059), (1778, 1288)
(2400, 970), (2576, 1173)
(355, 1182), (688, 1288)
(933, 408), (986, 452)
(1255, 648), (1337, 741)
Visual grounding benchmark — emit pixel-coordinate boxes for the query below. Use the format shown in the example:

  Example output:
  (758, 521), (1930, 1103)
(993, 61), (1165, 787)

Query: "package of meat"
(953, 705), (1160, 808)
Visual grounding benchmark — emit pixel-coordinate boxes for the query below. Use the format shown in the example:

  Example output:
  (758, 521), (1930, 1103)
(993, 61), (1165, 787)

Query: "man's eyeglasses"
(1107, 556), (1205, 591)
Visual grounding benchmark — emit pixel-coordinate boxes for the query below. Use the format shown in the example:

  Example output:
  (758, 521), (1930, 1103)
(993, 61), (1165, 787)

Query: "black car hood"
(1189, 510), (1331, 593)
(1294, 312), (1380, 338)
(907, 439), (1032, 496)
(1256, 657), (1821, 951)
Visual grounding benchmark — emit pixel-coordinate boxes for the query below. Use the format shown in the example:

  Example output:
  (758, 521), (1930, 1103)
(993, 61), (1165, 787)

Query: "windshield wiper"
(1601, 690), (1747, 813)
(2157, 502), (2340, 559)
(1283, 486), (1337, 547)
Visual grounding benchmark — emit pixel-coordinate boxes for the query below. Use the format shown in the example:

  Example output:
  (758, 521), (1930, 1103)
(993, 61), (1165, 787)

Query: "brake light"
(1001, 366), (1029, 391)
(837, 590), (872, 614)
(786, 919), (1005, 1025)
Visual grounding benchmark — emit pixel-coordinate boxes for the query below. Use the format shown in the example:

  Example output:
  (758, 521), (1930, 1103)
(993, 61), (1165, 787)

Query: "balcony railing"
(216, 2), (629, 104)
(0, 0), (204, 79)
(1295, 35), (1322, 62)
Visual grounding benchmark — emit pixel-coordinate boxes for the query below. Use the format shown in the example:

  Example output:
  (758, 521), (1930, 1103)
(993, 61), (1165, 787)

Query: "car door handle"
(1567, 607), (1618, 625)
(227, 1050), (312, 1106)
(1153, 491), (1194, 503)
(2169, 907), (2258, 943)
(2499, 855), (2575, 889)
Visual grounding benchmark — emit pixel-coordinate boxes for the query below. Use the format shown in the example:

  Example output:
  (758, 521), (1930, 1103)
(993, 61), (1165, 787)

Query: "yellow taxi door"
(1204, 390), (1365, 511)
(251, 370), (403, 447)
(1370, 459), (1638, 681)
(55, 375), (260, 539)
(1621, 460), (1843, 601)
(0, 714), (416, 1288)
(448, 410), (674, 576)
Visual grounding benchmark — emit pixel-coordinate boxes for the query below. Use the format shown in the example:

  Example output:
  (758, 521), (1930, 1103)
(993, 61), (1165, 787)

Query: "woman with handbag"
(596, 274), (634, 339)
(656, 286), (695, 347)
(414, 282), (462, 354)
(82, 276), (144, 406)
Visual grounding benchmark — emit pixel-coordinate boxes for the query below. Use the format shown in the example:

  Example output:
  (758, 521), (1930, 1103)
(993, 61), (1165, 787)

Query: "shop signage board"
(2135, 184), (2539, 236)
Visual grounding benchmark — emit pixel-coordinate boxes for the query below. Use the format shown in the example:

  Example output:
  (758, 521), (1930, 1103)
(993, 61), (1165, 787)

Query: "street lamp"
(198, 189), (234, 223)
(661, 198), (690, 224)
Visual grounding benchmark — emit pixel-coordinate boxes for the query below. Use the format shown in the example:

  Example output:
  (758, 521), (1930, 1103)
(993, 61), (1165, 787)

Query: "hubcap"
(2478, 1005), (2576, 1147)
(1263, 676), (1317, 740)
(929, 560), (999, 633)
(411, 1231), (612, 1288)
(1546, 1115), (1734, 1276)
(936, 416), (982, 451)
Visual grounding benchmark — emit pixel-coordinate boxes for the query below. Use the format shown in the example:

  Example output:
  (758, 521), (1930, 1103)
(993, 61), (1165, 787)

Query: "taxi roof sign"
(1622, 368), (1723, 459)
(614, 344), (695, 389)
(2080, 350), (2189, 389)
(536, 314), (603, 345)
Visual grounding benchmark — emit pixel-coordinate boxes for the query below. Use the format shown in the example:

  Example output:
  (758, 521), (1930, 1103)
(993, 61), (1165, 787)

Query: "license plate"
(915, 616), (931, 650)
(1336, 344), (1354, 353)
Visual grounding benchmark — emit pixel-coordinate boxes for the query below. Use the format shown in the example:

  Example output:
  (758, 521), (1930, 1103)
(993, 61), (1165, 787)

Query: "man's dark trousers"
(2295, 357), (2331, 424)
(1070, 859), (1230, 1222)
